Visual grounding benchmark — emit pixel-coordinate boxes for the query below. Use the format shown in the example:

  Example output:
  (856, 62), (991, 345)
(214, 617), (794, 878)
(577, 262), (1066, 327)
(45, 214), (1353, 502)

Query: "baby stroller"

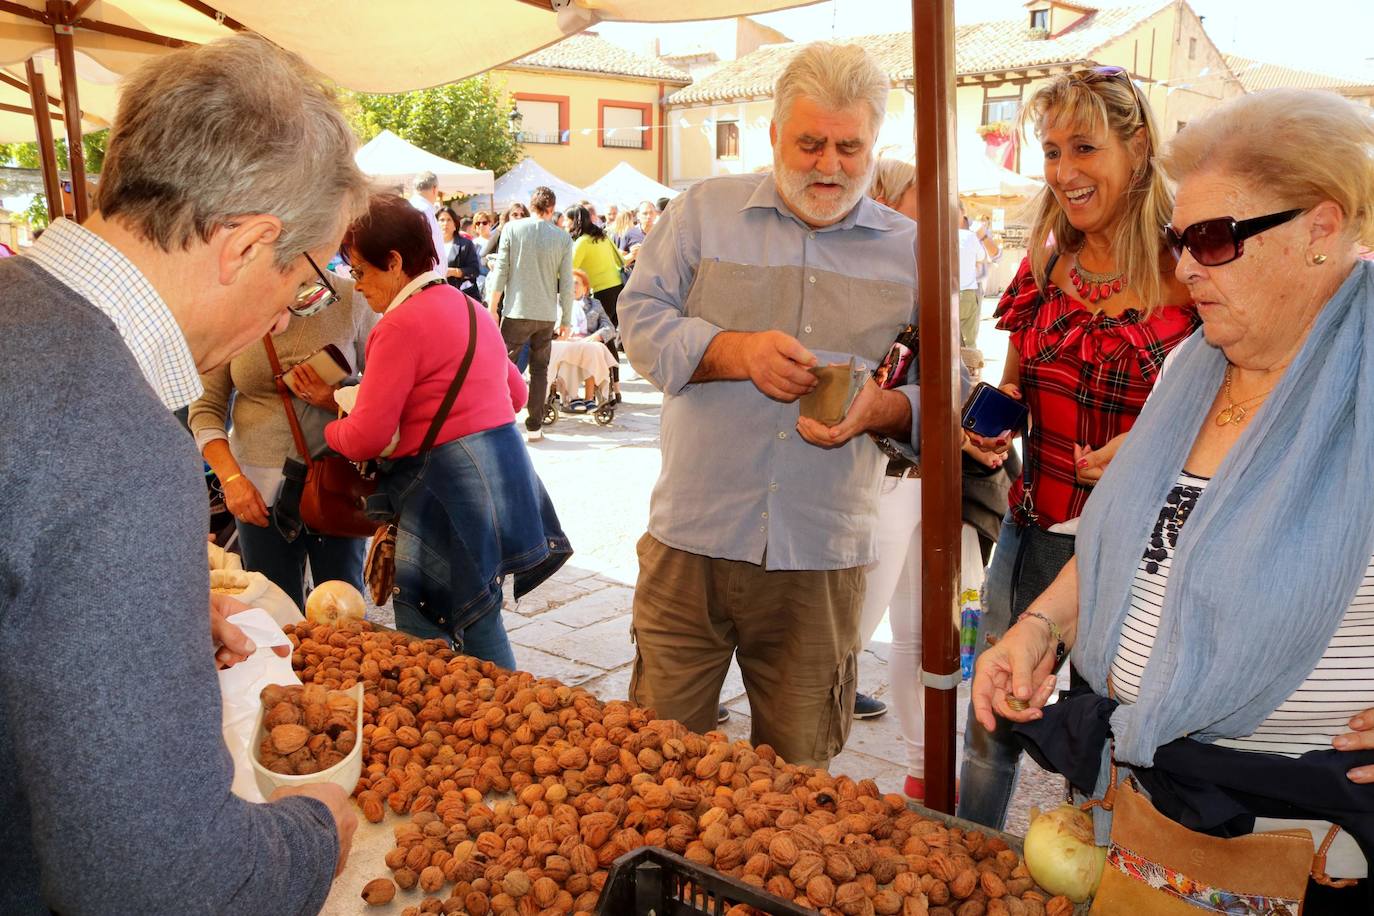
(543, 338), (617, 427)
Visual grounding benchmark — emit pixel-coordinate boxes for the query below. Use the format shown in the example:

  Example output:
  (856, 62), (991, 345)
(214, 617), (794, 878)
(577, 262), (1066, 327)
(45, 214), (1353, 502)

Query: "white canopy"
(492, 158), (586, 212)
(583, 162), (679, 210)
(355, 130), (494, 197)
(0, 1), (824, 96)
(956, 145), (1043, 199)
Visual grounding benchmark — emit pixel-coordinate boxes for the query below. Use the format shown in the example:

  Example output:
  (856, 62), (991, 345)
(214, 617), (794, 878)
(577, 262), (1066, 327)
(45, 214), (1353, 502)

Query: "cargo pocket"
(812, 650), (858, 764)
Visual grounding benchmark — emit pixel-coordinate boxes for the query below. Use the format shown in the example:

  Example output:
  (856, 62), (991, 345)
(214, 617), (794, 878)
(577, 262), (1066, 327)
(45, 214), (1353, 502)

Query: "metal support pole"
(23, 57), (65, 222)
(51, 3), (88, 221)
(913, 0), (963, 814)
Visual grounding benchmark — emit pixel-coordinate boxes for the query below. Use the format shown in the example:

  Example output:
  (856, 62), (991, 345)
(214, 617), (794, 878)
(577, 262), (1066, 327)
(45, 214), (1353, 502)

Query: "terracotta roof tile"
(668, 2), (1168, 106)
(1224, 55), (1374, 93)
(507, 33), (691, 84)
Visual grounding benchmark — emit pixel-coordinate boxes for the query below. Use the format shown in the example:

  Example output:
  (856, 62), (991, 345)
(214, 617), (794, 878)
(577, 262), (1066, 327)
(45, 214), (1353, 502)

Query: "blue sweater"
(0, 258), (338, 914)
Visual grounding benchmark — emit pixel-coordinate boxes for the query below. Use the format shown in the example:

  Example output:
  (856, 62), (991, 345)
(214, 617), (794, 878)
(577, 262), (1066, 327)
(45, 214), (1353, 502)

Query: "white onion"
(1023, 804), (1107, 903)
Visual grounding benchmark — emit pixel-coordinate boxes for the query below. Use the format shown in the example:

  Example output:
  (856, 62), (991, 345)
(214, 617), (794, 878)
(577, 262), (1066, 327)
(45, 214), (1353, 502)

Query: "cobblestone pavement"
(364, 298), (1063, 838)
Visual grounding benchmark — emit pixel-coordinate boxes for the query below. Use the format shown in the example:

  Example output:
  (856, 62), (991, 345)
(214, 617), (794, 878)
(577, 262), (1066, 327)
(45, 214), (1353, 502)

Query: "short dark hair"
(459, 216), (473, 231)
(656, 196), (671, 213)
(530, 185), (556, 215)
(341, 193), (437, 277)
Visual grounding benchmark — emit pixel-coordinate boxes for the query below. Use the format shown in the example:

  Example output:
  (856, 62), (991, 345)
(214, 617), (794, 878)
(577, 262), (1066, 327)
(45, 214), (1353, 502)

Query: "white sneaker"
(525, 428), (544, 442)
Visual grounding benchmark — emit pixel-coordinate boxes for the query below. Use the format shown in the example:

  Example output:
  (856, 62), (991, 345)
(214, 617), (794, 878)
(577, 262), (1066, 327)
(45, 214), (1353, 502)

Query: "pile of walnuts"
(256, 682), (357, 776)
(286, 621), (1072, 916)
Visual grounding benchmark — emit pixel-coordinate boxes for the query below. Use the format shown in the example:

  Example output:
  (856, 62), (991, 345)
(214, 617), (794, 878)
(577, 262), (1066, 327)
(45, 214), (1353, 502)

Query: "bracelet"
(221, 472), (243, 486)
(1022, 611), (1067, 666)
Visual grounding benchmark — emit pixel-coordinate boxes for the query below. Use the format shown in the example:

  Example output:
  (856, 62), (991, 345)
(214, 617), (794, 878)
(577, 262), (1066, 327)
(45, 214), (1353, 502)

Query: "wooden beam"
(66, 0), (96, 20)
(0, 0), (49, 23)
(50, 1), (87, 219)
(913, 0), (962, 816)
(69, 15), (194, 48)
(0, 70), (76, 114)
(175, 0), (246, 31)
(24, 58), (65, 221)
(0, 100), (63, 119)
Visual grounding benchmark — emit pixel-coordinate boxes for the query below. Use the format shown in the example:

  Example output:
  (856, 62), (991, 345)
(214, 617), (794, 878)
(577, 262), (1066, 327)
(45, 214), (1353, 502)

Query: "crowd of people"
(3, 26), (1373, 915)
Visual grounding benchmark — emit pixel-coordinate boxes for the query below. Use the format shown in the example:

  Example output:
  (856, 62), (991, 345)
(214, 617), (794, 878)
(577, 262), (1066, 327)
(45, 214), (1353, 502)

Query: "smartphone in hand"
(961, 382), (1028, 438)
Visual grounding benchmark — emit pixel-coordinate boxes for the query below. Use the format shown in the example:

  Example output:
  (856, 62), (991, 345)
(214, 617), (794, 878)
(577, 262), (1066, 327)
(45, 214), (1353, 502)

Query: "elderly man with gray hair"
(620, 41), (966, 767)
(0, 35), (369, 913)
(409, 169), (445, 267)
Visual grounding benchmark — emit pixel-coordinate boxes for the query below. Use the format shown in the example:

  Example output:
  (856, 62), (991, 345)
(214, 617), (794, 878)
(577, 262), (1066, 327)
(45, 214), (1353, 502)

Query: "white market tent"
(582, 161), (679, 211)
(355, 130), (493, 197)
(956, 144), (1043, 199)
(491, 157), (585, 212)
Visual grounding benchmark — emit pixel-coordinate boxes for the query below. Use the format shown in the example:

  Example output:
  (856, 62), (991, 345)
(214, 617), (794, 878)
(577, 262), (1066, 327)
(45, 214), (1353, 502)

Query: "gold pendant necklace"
(1215, 364), (1275, 427)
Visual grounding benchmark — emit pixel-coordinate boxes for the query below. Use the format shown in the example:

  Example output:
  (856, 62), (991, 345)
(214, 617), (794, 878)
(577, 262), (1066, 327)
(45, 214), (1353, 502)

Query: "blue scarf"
(1075, 259), (1374, 770)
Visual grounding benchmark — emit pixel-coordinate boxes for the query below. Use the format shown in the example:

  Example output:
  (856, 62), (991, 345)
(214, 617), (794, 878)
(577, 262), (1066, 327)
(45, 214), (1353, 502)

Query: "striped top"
(1110, 471), (1374, 756)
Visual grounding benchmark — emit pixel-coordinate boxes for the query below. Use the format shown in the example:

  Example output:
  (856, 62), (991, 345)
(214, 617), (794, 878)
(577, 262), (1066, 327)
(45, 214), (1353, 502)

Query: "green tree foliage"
(344, 76), (522, 181)
(1, 131), (106, 229)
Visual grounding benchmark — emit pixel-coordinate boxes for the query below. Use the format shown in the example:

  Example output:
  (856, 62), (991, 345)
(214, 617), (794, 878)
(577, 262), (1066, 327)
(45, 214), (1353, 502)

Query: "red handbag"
(264, 335), (378, 539)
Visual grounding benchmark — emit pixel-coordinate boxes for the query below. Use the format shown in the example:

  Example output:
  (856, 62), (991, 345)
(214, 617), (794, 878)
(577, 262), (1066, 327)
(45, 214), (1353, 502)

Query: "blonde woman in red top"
(957, 67), (1200, 829)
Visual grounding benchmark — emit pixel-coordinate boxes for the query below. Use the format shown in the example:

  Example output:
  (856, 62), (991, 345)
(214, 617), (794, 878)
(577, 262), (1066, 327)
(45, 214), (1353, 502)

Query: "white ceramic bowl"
(250, 681), (364, 799)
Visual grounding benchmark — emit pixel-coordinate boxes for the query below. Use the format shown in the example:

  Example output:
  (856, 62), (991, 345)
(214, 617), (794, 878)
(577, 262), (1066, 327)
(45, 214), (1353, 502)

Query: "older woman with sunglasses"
(976, 90), (1374, 904)
(957, 66), (1200, 830)
(188, 252), (376, 609)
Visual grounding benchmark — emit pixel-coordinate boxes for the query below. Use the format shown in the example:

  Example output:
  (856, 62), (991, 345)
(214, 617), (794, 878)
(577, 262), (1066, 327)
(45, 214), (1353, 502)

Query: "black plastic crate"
(594, 847), (817, 916)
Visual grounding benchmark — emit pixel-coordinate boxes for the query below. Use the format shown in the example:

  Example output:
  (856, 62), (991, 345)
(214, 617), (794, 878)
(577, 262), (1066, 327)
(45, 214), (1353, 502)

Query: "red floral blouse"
(995, 256), (1201, 528)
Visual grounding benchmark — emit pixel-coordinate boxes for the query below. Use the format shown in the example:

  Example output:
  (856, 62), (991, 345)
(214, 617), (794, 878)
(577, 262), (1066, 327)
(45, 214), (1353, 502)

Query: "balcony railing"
(517, 130), (564, 145)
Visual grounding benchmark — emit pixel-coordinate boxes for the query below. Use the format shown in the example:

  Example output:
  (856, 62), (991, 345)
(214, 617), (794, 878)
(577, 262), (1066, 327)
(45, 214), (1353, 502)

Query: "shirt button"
(761, 511), (768, 519)
(777, 431), (788, 439)
(808, 275), (816, 284)
(803, 324), (812, 334)
(769, 483), (779, 492)
(759, 525), (766, 532)
(809, 231), (817, 240)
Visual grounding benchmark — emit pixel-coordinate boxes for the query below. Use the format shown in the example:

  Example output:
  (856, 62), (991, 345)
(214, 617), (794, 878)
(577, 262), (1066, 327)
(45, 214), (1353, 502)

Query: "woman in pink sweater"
(323, 195), (571, 665)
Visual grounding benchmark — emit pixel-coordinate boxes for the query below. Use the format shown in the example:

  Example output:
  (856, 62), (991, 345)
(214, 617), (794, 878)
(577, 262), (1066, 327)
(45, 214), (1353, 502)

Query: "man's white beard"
(772, 150), (874, 224)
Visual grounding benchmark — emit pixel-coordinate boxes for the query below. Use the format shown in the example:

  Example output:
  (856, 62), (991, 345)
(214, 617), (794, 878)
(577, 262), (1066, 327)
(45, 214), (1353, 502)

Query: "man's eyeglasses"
(291, 252), (340, 317)
(1164, 209), (1304, 267)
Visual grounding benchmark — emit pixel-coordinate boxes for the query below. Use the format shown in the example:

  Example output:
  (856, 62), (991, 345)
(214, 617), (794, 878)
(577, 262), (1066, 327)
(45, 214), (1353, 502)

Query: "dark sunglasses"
(1164, 209), (1304, 267)
(1071, 65), (1143, 120)
(291, 252), (340, 317)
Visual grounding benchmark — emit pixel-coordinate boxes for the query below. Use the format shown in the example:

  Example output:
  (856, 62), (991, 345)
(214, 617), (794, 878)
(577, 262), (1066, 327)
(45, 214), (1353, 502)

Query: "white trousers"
(859, 476), (985, 778)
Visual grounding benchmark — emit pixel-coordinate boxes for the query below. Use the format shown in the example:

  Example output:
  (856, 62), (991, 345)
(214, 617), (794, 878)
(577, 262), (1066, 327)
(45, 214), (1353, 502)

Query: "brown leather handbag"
(264, 335), (378, 539)
(1087, 754), (1351, 915)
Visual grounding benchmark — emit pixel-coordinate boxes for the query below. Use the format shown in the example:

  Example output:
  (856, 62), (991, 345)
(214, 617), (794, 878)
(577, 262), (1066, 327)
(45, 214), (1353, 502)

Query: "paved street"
(366, 296), (1064, 836)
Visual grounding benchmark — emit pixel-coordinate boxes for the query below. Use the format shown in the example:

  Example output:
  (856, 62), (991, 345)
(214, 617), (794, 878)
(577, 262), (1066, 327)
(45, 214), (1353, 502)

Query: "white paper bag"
(218, 608), (299, 802)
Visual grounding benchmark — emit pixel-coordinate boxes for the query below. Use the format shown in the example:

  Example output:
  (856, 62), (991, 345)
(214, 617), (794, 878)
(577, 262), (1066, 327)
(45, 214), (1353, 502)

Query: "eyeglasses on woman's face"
(1164, 209), (1304, 267)
(290, 252), (340, 317)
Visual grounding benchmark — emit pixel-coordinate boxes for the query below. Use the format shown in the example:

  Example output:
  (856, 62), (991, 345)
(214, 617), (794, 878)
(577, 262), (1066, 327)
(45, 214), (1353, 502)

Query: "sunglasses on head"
(290, 252), (340, 317)
(1070, 65), (1143, 120)
(1164, 208), (1304, 267)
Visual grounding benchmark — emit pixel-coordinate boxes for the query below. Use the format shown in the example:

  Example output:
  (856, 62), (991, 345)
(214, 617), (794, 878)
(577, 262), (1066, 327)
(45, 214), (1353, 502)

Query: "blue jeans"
(235, 520), (365, 611)
(394, 600), (517, 671)
(956, 510), (1024, 829)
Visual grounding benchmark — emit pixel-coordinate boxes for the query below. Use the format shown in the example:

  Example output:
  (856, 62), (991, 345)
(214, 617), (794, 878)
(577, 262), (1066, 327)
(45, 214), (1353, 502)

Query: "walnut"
(360, 877), (396, 905)
(929, 879), (951, 906)
(824, 850), (857, 883)
(951, 869), (978, 899)
(929, 852), (960, 882)
(269, 723), (309, 755)
(765, 875), (796, 901)
(805, 874), (836, 908)
(835, 880), (868, 914)
(980, 872), (1007, 898)
(462, 891), (490, 916)
(532, 876), (559, 907)
(265, 701), (301, 728)
(1044, 897), (1073, 916)
(957, 902), (986, 916)
(502, 869), (531, 898)
(394, 867), (418, 891)
(768, 832), (800, 868)
(790, 851), (825, 886)
(419, 865), (445, 893)
(872, 888), (903, 915)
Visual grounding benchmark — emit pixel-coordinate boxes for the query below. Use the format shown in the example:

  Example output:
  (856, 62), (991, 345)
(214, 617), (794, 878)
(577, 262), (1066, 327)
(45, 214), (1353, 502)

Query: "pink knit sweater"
(325, 284), (526, 460)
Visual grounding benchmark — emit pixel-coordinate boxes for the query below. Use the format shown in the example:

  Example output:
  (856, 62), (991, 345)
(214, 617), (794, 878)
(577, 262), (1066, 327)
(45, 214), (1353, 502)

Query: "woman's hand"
(283, 363), (338, 411)
(1335, 709), (1374, 782)
(1075, 433), (1125, 486)
(223, 474), (269, 528)
(970, 616), (1060, 732)
(963, 432), (1004, 469)
(447, 266), (464, 279)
